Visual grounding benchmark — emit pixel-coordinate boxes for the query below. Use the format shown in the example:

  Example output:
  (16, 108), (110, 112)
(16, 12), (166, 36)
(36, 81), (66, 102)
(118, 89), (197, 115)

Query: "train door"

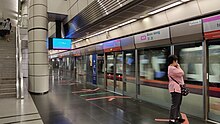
(123, 51), (136, 97)
(106, 52), (123, 94)
(75, 56), (81, 83)
(97, 53), (105, 88)
(71, 56), (76, 82)
(115, 52), (123, 94)
(86, 54), (93, 84)
(106, 52), (115, 92)
(207, 40), (220, 122)
(66, 56), (71, 78)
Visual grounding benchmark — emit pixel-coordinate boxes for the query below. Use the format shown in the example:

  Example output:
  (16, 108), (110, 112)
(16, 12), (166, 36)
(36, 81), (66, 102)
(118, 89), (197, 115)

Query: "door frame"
(203, 40), (209, 121)
(105, 52), (123, 94)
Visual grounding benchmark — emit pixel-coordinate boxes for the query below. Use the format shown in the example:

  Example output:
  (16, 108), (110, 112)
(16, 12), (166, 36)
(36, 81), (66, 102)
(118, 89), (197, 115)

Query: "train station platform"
(28, 71), (211, 124)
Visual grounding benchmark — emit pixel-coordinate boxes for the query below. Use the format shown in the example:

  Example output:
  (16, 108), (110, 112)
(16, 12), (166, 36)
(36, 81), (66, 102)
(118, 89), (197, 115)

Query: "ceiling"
(0, 0), (18, 26)
(65, 0), (174, 39)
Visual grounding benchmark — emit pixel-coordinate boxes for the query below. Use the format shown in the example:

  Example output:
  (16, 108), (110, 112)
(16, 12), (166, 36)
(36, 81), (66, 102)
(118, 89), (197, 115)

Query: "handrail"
(16, 26), (24, 99)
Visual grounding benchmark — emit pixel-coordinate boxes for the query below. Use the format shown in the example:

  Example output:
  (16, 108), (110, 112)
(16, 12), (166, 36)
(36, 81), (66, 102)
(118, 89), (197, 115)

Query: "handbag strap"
(169, 76), (180, 85)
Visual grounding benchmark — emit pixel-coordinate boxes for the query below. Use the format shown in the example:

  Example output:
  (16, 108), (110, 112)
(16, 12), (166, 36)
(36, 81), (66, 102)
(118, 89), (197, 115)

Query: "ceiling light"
(148, 1), (182, 15)
(140, 15), (147, 18)
(75, 39), (83, 43)
(105, 26), (119, 32)
(118, 19), (137, 27)
(181, 0), (190, 2)
(86, 30), (106, 39)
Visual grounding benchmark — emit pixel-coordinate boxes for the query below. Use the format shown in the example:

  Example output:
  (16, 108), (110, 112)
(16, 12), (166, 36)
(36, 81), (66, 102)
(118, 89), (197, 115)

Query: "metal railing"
(16, 26), (24, 99)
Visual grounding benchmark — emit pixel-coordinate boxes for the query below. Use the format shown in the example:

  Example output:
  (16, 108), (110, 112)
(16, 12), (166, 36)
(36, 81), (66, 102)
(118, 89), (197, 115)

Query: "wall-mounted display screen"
(48, 38), (72, 50)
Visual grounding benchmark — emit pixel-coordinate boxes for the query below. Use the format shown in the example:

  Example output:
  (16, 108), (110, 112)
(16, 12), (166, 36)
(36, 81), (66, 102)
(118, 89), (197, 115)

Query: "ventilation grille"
(66, 0), (134, 38)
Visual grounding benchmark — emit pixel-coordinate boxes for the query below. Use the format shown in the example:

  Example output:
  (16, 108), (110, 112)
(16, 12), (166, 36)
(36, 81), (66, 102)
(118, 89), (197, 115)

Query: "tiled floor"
(31, 72), (212, 124)
(0, 78), (43, 124)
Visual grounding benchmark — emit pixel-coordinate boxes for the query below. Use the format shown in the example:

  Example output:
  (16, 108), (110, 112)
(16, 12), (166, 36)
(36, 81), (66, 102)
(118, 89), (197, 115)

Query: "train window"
(187, 63), (196, 74)
(208, 40), (220, 122)
(139, 47), (170, 86)
(138, 46), (170, 109)
(174, 43), (203, 85)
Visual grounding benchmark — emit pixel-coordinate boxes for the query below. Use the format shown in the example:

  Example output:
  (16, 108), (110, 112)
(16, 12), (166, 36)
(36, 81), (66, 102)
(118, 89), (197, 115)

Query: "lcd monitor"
(48, 38), (72, 50)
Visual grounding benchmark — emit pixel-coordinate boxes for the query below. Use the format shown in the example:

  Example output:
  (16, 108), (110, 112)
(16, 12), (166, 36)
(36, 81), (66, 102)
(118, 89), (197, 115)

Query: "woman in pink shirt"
(167, 55), (185, 124)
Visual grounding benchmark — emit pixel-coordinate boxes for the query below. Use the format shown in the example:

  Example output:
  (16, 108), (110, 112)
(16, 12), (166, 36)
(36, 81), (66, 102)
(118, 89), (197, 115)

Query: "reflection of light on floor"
(72, 88), (100, 94)
(86, 96), (131, 101)
(155, 113), (189, 124)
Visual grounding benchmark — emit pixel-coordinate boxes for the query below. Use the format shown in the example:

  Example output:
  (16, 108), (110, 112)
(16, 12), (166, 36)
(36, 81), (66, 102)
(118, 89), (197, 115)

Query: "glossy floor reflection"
(0, 78), (43, 124)
(31, 71), (211, 124)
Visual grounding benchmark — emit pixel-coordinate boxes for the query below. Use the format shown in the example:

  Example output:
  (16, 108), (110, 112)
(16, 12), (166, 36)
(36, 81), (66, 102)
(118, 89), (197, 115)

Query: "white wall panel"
(86, 39), (93, 45)
(131, 12), (168, 33)
(48, 22), (56, 37)
(142, 12), (168, 29)
(166, 1), (201, 23)
(89, 36), (100, 44)
(130, 21), (145, 33)
(109, 29), (120, 39)
(70, 0), (77, 7)
(87, 0), (94, 5)
(67, 10), (71, 22)
(67, 0), (95, 22)
(78, 0), (87, 12)
(72, 43), (75, 49)
(118, 24), (133, 36)
(70, 3), (78, 19)
(48, 22), (55, 29)
(197, 0), (220, 14)
(48, 0), (68, 15)
(99, 33), (107, 42)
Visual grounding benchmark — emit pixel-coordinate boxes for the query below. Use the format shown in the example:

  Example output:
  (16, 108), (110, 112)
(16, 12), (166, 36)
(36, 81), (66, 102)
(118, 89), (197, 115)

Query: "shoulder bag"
(170, 76), (189, 96)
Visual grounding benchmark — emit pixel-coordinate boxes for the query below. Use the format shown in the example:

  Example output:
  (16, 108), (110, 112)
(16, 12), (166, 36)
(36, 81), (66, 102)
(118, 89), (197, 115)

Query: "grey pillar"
(28, 0), (49, 93)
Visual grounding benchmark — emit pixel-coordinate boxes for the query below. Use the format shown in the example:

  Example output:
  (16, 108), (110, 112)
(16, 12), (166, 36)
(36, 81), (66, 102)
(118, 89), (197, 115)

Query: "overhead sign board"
(103, 39), (121, 52)
(134, 27), (170, 44)
(203, 14), (220, 40)
(121, 36), (135, 50)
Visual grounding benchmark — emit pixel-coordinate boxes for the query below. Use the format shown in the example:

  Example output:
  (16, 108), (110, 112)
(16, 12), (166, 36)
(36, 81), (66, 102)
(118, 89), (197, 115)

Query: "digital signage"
(48, 38), (72, 50)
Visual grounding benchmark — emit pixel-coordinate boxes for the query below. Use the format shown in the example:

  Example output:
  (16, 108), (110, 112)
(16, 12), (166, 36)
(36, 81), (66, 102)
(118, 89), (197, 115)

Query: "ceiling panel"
(141, 0), (172, 7)
(65, 0), (177, 39)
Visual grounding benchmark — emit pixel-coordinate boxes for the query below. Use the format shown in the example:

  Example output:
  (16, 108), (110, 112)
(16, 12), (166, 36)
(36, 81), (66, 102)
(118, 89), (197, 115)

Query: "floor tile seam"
(88, 95), (168, 120)
(29, 94), (46, 123)
(0, 114), (42, 124)
(109, 101), (170, 119)
(72, 85), (141, 123)
(75, 94), (131, 124)
(83, 112), (102, 124)
(0, 112), (39, 119)
(107, 101), (149, 118)
(85, 102), (131, 124)
(109, 100), (203, 122)
(2, 118), (42, 124)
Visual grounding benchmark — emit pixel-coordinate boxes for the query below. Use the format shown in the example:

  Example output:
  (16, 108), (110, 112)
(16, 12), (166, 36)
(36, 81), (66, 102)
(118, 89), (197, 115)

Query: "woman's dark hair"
(167, 55), (178, 65)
